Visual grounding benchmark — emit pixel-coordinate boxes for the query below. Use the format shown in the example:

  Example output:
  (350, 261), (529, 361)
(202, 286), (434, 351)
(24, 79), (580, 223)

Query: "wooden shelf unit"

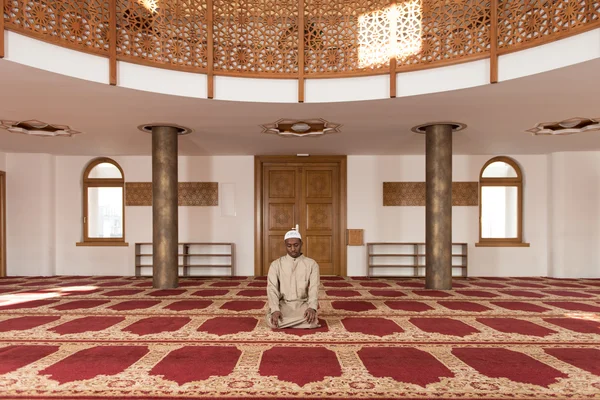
(366, 242), (468, 278)
(135, 242), (235, 277)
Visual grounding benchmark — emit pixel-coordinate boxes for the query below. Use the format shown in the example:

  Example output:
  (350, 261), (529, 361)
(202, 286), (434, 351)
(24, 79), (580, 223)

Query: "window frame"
(77, 157), (128, 247)
(476, 156), (529, 247)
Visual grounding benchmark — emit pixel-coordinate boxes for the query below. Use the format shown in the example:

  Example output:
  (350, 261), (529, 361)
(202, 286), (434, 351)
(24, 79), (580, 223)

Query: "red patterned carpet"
(0, 276), (599, 399)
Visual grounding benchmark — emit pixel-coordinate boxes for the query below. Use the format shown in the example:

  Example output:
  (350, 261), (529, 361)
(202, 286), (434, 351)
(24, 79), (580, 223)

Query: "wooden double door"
(255, 156), (346, 276)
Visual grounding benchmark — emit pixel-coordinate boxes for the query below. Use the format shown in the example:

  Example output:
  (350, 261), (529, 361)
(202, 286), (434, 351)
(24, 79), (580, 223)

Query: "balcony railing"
(2, 0), (599, 100)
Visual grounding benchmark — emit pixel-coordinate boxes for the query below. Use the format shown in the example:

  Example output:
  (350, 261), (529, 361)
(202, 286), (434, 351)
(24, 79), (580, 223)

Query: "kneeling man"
(266, 227), (320, 329)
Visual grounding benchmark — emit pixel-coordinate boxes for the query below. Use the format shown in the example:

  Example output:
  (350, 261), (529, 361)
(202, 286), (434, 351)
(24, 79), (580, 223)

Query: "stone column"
(412, 122), (466, 290)
(139, 123), (191, 289)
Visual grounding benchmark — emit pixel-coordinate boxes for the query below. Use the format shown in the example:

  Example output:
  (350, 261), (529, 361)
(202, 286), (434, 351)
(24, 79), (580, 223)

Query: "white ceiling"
(0, 57), (599, 156)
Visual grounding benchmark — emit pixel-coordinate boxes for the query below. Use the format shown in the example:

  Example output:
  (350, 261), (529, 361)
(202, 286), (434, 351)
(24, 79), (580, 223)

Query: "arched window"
(476, 156), (529, 247)
(78, 158), (127, 246)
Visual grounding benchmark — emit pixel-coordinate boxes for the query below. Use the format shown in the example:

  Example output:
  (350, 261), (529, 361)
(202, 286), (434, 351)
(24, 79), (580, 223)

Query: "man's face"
(285, 238), (302, 258)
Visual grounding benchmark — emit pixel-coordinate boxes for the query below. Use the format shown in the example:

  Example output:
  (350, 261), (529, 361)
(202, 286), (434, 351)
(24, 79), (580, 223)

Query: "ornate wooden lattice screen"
(4, 0), (110, 55)
(498, 0), (600, 53)
(304, 0), (393, 76)
(400, 0), (491, 70)
(4, 0), (600, 77)
(213, 0), (299, 76)
(115, 0), (208, 71)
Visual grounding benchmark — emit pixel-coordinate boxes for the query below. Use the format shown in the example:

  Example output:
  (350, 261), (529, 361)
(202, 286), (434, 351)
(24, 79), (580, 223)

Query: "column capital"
(411, 122), (467, 134)
(138, 123), (193, 135)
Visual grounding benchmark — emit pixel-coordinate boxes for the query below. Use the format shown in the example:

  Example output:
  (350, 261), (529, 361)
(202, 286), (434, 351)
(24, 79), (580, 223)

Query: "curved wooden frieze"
(304, 0), (393, 76)
(398, 0), (491, 71)
(213, 0), (299, 76)
(498, 0), (600, 54)
(3, 0), (600, 78)
(4, 0), (110, 55)
(116, 0), (209, 71)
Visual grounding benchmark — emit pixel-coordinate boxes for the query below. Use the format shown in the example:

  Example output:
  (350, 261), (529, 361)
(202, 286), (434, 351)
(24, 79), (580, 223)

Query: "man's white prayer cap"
(284, 224), (302, 241)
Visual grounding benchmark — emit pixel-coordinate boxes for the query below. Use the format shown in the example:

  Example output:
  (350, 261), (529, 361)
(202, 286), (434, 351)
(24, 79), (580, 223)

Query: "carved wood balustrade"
(2, 0), (599, 98)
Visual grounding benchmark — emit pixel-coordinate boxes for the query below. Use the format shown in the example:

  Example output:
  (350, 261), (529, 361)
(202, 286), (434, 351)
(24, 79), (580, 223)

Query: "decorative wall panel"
(306, 204), (333, 230)
(116, 0), (208, 70)
(124, 182), (152, 206)
(383, 182), (478, 206)
(306, 170), (332, 198)
(4, 0), (110, 55)
(125, 182), (218, 206)
(347, 229), (364, 246)
(269, 204), (295, 230)
(213, 0), (299, 75)
(306, 235), (332, 262)
(268, 170), (296, 198)
(452, 182), (479, 206)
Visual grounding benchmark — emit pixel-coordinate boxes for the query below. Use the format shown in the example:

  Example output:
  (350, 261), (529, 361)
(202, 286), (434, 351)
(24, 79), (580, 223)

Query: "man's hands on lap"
(304, 308), (317, 324)
(270, 311), (282, 328)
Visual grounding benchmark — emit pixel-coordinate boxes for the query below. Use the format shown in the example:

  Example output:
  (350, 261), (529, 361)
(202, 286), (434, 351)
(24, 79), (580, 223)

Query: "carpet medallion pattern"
(0, 276), (598, 399)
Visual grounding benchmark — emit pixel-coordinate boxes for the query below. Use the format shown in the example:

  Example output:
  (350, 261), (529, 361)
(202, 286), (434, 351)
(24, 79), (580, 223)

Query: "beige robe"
(266, 254), (320, 329)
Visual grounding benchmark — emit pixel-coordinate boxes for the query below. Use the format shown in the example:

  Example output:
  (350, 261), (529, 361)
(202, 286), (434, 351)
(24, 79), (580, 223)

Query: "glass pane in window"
(481, 186), (518, 239)
(87, 187), (123, 238)
(482, 161), (517, 178)
(88, 163), (122, 179)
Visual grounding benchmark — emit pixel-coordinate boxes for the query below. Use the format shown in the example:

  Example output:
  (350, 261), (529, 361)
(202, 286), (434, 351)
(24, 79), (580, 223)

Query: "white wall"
(53, 155), (254, 276)
(549, 152), (600, 278)
(4, 154), (252, 276)
(347, 155), (550, 277)
(4, 152), (599, 278)
(6, 153), (56, 276)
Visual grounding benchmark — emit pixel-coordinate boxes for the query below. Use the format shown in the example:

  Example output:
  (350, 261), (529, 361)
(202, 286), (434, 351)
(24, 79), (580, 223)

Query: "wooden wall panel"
(347, 229), (364, 246)
(125, 182), (218, 206)
(383, 182), (478, 206)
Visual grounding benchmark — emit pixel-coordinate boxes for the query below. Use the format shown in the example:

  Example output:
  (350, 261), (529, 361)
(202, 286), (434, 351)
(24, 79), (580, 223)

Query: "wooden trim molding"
(207, 0), (214, 99)
(0, 171), (5, 276)
(76, 241), (129, 247)
(389, 57), (397, 98)
(490, 0), (498, 83)
(108, 0), (117, 85)
(254, 157), (263, 277)
(0, 0), (5, 59)
(475, 242), (530, 247)
(383, 182), (479, 206)
(298, 0), (305, 103)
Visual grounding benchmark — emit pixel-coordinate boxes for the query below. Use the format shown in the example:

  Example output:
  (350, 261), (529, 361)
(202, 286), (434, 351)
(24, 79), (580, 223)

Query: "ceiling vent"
(527, 117), (600, 136)
(0, 120), (82, 137)
(261, 118), (341, 138)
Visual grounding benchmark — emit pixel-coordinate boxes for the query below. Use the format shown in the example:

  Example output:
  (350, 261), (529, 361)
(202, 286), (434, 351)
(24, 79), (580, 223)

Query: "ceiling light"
(0, 120), (82, 137)
(261, 118), (342, 138)
(291, 123), (311, 133)
(527, 117), (600, 135)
